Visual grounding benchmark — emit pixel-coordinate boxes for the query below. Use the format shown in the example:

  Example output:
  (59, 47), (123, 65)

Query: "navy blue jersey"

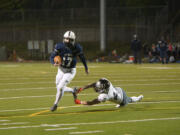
(159, 42), (168, 52)
(131, 39), (142, 52)
(50, 42), (88, 70)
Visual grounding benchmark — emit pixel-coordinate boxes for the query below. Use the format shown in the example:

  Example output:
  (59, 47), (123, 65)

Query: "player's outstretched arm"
(77, 82), (96, 93)
(75, 98), (101, 105)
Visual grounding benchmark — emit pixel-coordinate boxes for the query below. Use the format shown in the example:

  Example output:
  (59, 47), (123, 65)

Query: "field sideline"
(0, 62), (180, 135)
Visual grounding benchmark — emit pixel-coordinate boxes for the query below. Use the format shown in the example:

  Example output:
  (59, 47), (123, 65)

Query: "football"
(54, 56), (61, 64)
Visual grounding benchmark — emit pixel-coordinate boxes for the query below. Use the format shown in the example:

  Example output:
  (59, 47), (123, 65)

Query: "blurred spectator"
(142, 43), (149, 57)
(157, 40), (168, 64)
(130, 34), (142, 64)
(108, 49), (120, 63)
(177, 43), (180, 59)
(172, 44), (177, 60)
(148, 44), (159, 63)
(167, 42), (173, 57)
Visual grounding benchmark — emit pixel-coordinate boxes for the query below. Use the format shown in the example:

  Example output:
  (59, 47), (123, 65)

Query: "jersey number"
(61, 55), (73, 68)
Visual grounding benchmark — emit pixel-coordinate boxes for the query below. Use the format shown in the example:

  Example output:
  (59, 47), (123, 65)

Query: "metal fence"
(0, 6), (171, 43)
(1, 6), (178, 60)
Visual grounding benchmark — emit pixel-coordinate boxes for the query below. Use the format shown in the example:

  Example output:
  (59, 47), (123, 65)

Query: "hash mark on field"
(1, 100), (180, 113)
(69, 130), (104, 134)
(1, 80), (180, 86)
(45, 127), (77, 131)
(0, 117), (180, 130)
(0, 120), (10, 122)
(1, 89), (180, 100)
(0, 122), (29, 126)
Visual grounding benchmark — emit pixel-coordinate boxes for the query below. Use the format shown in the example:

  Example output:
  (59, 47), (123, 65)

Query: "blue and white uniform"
(50, 42), (88, 106)
(50, 42), (88, 70)
(96, 80), (143, 107)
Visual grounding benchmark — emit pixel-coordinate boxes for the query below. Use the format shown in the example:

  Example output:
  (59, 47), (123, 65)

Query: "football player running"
(50, 31), (88, 111)
(74, 78), (143, 107)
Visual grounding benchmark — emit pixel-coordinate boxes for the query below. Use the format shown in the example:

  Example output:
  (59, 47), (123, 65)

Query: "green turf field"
(0, 62), (180, 135)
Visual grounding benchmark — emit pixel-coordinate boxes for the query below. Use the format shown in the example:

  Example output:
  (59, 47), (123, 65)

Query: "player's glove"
(77, 88), (83, 93)
(74, 99), (81, 104)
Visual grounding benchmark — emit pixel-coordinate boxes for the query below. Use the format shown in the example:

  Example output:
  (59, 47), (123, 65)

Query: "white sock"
(131, 95), (143, 102)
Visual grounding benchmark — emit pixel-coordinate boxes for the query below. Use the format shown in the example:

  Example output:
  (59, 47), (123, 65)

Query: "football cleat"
(50, 104), (57, 112)
(72, 87), (78, 99)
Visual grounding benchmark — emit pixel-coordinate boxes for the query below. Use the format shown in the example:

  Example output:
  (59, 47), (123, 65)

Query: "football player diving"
(50, 31), (88, 111)
(74, 78), (143, 108)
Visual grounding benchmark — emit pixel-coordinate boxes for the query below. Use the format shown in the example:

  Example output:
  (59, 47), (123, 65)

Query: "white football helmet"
(95, 78), (110, 93)
(63, 31), (76, 45)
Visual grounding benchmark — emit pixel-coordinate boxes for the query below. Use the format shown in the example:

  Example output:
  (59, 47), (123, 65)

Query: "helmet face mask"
(95, 81), (104, 93)
(95, 78), (110, 93)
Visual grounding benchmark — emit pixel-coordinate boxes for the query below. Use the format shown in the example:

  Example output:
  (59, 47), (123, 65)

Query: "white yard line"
(1, 89), (180, 100)
(114, 79), (180, 81)
(0, 104), (112, 113)
(0, 120), (10, 122)
(0, 101), (180, 113)
(1, 87), (56, 91)
(0, 75), (179, 80)
(118, 82), (180, 86)
(0, 78), (180, 82)
(0, 77), (55, 81)
(1, 78), (180, 85)
(45, 127), (77, 131)
(0, 117), (180, 130)
(0, 93), (97, 100)
(1, 81), (180, 91)
(0, 94), (95, 100)
(69, 130), (104, 134)
(0, 107), (50, 112)
(139, 66), (180, 70)
(0, 122), (29, 126)
(36, 117), (180, 127)
(0, 95), (55, 100)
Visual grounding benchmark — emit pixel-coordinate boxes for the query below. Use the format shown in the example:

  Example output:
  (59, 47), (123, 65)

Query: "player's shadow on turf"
(81, 109), (117, 113)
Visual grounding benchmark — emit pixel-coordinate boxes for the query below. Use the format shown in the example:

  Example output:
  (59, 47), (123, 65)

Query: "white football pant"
(54, 67), (76, 105)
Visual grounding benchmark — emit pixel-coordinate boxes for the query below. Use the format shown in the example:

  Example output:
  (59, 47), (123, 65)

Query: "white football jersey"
(97, 83), (123, 104)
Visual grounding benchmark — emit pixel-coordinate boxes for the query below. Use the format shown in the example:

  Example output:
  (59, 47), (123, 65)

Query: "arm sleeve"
(86, 98), (101, 105)
(77, 44), (88, 71)
(83, 82), (96, 90)
(50, 44), (59, 64)
(79, 53), (88, 71)
(50, 51), (57, 64)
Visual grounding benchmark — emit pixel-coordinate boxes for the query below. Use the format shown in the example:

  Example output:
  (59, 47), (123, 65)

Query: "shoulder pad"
(54, 43), (65, 52)
(75, 43), (83, 54)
